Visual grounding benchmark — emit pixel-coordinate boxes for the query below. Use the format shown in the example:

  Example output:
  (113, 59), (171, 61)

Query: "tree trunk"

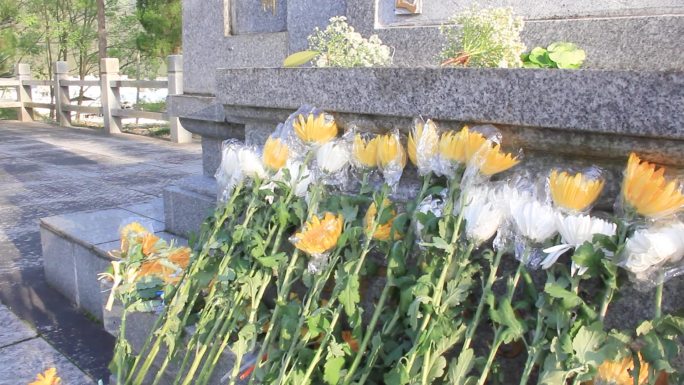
(96, 0), (107, 64)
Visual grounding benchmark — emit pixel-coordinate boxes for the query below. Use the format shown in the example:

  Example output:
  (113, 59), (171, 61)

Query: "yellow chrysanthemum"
(293, 113), (338, 144)
(549, 170), (605, 212)
(137, 247), (190, 284)
(364, 199), (402, 241)
(438, 126), (487, 164)
(594, 355), (649, 385)
(477, 144), (520, 176)
(352, 134), (379, 168)
(376, 134), (407, 169)
(141, 233), (161, 256)
(168, 247), (191, 269)
(293, 213), (344, 255)
(29, 368), (61, 385)
(262, 137), (289, 171)
(342, 330), (359, 352)
(119, 222), (151, 251)
(622, 153), (684, 218)
(408, 120), (439, 167)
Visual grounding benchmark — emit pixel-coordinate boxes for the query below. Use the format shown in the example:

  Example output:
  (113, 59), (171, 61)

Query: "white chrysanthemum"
(237, 148), (267, 179)
(622, 221), (684, 275)
(462, 188), (504, 246)
(499, 184), (534, 218)
(541, 213), (617, 272)
(509, 199), (557, 243)
(316, 140), (350, 174)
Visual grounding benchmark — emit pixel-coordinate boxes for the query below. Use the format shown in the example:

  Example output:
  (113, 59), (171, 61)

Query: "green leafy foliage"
(521, 42), (586, 69)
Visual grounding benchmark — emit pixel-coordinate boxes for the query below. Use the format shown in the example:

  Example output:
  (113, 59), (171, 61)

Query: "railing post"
(53, 61), (71, 126)
(15, 63), (34, 121)
(167, 55), (191, 143)
(100, 58), (122, 134)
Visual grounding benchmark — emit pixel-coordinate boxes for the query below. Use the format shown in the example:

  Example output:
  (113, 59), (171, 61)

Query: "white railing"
(0, 56), (191, 143)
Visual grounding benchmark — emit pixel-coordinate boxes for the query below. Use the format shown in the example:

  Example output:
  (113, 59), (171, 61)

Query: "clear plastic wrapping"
(289, 212), (344, 274)
(547, 166), (605, 214)
(619, 219), (684, 289)
(460, 185), (505, 247)
(375, 129), (407, 187)
(314, 137), (352, 188)
(214, 140), (267, 202)
(414, 189), (447, 247)
(408, 118), (440, 176)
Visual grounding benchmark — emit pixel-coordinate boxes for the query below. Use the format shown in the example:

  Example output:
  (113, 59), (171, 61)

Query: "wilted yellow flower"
(342, 330), (360, 352)
(549, 170), (604, 212)
(376, 133), (407, 169)
(408, 120), (439, 167)
(438, 126), (487, 164)
(352, 134), (379, 168)
(141, 233), (161, 256)
(476, 144), (520, 176)
(294, 113), (338, 144)
(622, 153), (684, 218)
(263, 137), (289, 171)
(364, 199), (402, 241)
(594, 354), (649, 385)
(120, 222), (151, 251)
(169, 247), (191, 269)
(29, 368), (61, 385)
(293, 213), (344, 255)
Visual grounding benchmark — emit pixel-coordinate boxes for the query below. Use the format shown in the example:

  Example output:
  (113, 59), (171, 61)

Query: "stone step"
(39, 198), (185, 321)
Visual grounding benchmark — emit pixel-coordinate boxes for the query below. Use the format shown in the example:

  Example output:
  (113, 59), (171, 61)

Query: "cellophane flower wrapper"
(349, 128), (381, 183)
(436, 124), (501, 180)
(215, 140), (250, 202)
(498, 176), (559, 269)
(286, 105), (339, 151)
(289, 212), (344, 274)
(619, 219), (684, 290)
(546, 166), (605, 214)
(414, 189), (447, 248)
(410, 118), (441, 176)
(376, 129), (407, 188)
(459, 184), (505, 247)
(314, 136), (352, 189)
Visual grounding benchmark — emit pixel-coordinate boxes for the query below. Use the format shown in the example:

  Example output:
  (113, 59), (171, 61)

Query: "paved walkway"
(0, 121), (202, 382)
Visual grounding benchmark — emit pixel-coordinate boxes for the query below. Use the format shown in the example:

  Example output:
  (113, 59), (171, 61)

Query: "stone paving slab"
(0, 337), (94, 385)
(0, 304), (37, 348)
(0, 120), (202, 380)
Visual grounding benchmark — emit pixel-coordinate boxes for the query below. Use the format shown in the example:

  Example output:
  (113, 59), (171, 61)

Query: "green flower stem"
(404, 182), (465, 373)
(598, 287), (614, 321)
(654, 271), (664, 319)
(462, 248), (504, 350)
(297, 185), (391, 383)
(115, 310), (129, 384)
(519, 271), (552, 385)
(129, 184), (248, 385)
(341, 258), (393, 385)
(476, 329), (504, 385)
(139, 182), (260, 385)
(477, 261), (525, 385)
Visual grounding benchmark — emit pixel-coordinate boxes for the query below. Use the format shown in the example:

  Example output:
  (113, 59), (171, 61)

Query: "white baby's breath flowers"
(462, 187), (504, 246)
(308, 16), (392, 68)
(316, 140), (350, 174)
(542, 213), (617, 273)
(622, 221), (684, 277)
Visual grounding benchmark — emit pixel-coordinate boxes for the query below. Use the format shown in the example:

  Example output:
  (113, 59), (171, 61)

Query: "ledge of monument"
(214, 67), (684, 141)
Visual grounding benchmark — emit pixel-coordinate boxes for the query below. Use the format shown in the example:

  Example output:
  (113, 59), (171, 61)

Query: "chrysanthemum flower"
(622, 153), (684, 218)
(263, 137), (290, 171)
(342, 330), (360, 352)
(316, 140), (350, 173)
(376, 133), (407, 169)
(542, 213), (616, 272)
(364, 199), (401, 241)
(352, 134), (379, 169)
(141, 233), (161, 256)
(119, 221), (151, 251)
(594, 354), (650, 385)
(274, 160), (312, 197)
(408, 120), (439, 172)
(622, 221), (684, 275)
(293, 213), (344, 255)
(294, 113), (338, 144)
(476, 143), (520, 176)
(438, 126), (487, 164)
(549, 170), (604, 212)
(509, 199), (557, 243)
(29, 368), (61, 385)
(462, 187), (503, 246)
(168, 247), (191, 269)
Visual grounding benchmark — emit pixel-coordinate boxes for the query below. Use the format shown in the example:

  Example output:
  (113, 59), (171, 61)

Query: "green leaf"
(636, 320), (654, 336)
(548, 46), (586, 68)
(448, 348), (475, 385)
(572, 322), (607, 366)
(571, 242), (602, 277)
(323, 356), (345, 385)
(498, 298), (525, 341)
(384, 363), (410, 385)
(339, 275), (360, 317)
(544, 283), (583, 308)
(428, 355), (447, 382)
(528, 47), (553, 67)
(283, 50), (320, 67)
